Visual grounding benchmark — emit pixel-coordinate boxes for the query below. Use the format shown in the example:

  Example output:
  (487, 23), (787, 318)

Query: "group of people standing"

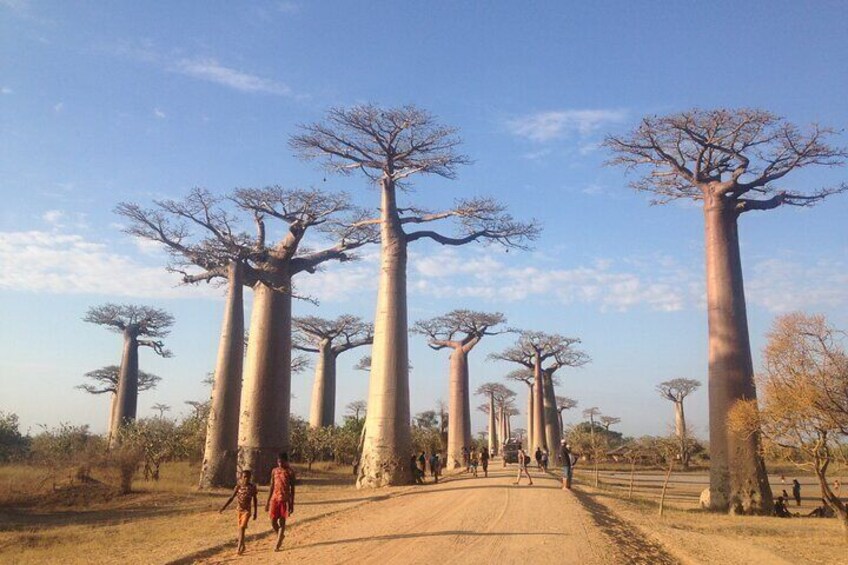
(413, 451), (443, 484)
(514, 440), (577, 489)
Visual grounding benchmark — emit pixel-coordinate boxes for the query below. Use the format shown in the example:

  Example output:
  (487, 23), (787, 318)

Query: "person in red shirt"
(265, 452), (296, 551)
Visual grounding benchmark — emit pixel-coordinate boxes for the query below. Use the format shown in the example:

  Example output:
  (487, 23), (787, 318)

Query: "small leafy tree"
(0, 411), (29, 462)
(117, 418), (186, 481)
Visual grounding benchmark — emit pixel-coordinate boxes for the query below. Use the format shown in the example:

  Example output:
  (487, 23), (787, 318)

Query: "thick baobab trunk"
(109, 331), (139, 447)
(446, 349), (471, 469)
(542, 371), (561, 453)
(238, 279), (292, 483)
(673, 401), (689, 470)
(309, 341), (337, 428)
(200, 261), (244, 488)
(357, 182), (412, 488)
(526, 384), (534, 450)
(487, 392), (497, 456)
(704, 200), (772, 513)
(532, 359), (546, 451)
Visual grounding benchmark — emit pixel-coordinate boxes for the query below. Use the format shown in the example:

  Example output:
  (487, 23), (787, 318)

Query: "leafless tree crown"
(604, 108), (848, 210)
(413, 310), (508, 351)
(292, 104), (540, 250)
(656, 378), (702, 403)
(76, 365), (161, 395)
(489, 331), (590, 373)
(84, 304), (174, 356)
(293, 315), (374, 354)
(556, 396), (578, 413)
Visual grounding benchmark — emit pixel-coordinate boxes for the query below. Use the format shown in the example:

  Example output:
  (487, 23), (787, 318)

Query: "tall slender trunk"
(446, 348), (470, 469)
(357, 180), (411, 488)
(674, 400), (690, 470)
(238, 279), (292, 483)
(200, 261), (244, 488)
(532, 357), (546, 451)
(309, 341), (337, 428)
(557, 410), (564, 439)
(542, 371), (561, 453)
(487, 392), (497, 456)
(526, 383), (534, 450)
(107, 392), (117, 442)
(704, 199), (772, 513)
(110, 331), (139, 447)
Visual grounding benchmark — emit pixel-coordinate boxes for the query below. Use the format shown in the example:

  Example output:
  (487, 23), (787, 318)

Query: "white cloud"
(42, 209), (64, 226)
(507, 109), (627, 142)
(53, 101), (64, 113)
(172, 57), (291, 95)
(0, 230), (220, 299)
(153, 107), (166, 119)
(1, 86), (12, 95)
(747, 257), (848, 313)
(410, 248), (693, 312)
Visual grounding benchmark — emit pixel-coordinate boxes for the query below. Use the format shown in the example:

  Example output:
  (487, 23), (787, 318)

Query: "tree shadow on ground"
(570, 488), (679, 565)
(286, 529), (569, 551)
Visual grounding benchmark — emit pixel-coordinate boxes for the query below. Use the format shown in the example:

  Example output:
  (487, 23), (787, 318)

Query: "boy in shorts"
(219, 469), (258, 555)
(266, 452), (296, 551)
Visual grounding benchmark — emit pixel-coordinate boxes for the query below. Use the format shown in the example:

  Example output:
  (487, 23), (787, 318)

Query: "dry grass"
(0, 460), (382, 565)
(574, 469), (848, 565)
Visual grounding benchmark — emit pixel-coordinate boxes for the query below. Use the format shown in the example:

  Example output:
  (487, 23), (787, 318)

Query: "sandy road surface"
(196, 466), (677, 565)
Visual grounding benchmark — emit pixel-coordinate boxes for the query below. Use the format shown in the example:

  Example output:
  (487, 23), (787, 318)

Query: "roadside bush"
(0, 411), (30, 463)
(29, 423), (105, 485)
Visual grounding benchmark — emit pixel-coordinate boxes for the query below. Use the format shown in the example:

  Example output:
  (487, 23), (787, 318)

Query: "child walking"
(219, 469), (258, 556)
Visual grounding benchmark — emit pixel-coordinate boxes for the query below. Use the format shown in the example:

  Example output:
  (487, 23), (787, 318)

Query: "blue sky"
(1, 1), (847, 440)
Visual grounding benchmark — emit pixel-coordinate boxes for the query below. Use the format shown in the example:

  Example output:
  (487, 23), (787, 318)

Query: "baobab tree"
(118, 190), (253, 488)
(605, 109), (846, 513)
(292, 104), (539, 487)
(491, 332), (589, 452)
(556, 396), (578, 436)
(76, 365), (161, 438)
(657, 378), (701, 470)
(476, 382), (503, 457)
(346, 400), (367, 422)
(84, 304), (173, 446)
(151, 403), (171, 418)
(414, 310), (508, 469)
(120, 187), (376, 482)
(505, 368), (535, 448)
(293, 315), (373, 428)
(600, 415), (620, 432)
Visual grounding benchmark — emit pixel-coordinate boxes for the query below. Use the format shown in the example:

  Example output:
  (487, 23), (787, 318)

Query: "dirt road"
(196, 466), (677, 565)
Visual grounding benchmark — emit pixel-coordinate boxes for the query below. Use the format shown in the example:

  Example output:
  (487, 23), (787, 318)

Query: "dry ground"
(0, 461), (845, 564)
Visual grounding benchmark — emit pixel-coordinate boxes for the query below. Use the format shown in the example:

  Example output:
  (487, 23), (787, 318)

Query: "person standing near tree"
(514, 445), (534, 486)
(219, 469), (258, 556)
(266, 453), (296, 552)
(560, 440), (574, 490)
(429, 452), (441, 483)
(534, 447), (543, 470)
(792, 479), (802, 507)
(480, 447), (490, 478)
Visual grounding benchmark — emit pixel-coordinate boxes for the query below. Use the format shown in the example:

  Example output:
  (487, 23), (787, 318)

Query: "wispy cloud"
(1, 86), (12, 95)
(507, 109), (627, 142)
(172, 57), (291, 95)
(153, 107), (166, 119)
(747, 257), (848, 313)
(53, 101), (64, 113)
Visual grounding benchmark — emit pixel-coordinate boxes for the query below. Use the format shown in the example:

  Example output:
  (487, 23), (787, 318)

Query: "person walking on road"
(266, 453), (296, 552)
(514, 445), (534, 486)
(480, 447), (490, 478)
(469, 449), (479, 477)
(541, 450), (549, 472)
(792, 479), (802, 507)
(429, 452), (441, 483)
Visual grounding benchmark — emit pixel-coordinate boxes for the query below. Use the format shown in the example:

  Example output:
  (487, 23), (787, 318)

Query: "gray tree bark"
(532, 358), (546, 451)
(109, 331), (139, 447)
(199, 261), (244, 488)
(357, 181), (412, 488)
(446, 349), (472, 469)
(542, 371), (561, 454)
(673, 400), (690, 469)
(704, 199), (772, 513)
(238, 278), (293, 483)
(488, 392), (497, 455)
(309, 341), (337, 428)
(526, 383), (534, 450)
